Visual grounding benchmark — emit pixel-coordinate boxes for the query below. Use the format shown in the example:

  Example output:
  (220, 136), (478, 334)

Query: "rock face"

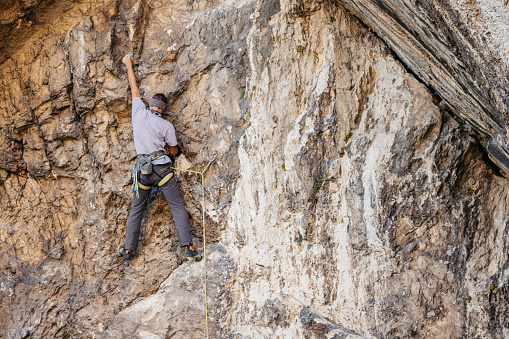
(219, 1), (509, 337)
(1, 0), (509, 338)
(0, 0), (253, 337)
(338, 0), (509, 177)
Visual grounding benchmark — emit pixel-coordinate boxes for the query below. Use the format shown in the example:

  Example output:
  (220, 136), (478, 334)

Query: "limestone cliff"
(339, 0), (509, 179)
(1, 0), (508, 338)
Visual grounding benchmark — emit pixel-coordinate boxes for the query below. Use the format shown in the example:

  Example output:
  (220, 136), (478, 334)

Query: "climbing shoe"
(185, 246), (202, 262)
(118, 245), (134, 260)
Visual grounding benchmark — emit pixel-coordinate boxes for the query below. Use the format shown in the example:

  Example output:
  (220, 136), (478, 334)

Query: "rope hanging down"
(170, 152), (217, 339)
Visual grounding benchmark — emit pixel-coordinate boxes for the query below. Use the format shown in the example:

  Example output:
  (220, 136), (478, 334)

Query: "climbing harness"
(131, 150), (167, 198)
(136, 171), (174, 191)
(170, 152), (217, 339)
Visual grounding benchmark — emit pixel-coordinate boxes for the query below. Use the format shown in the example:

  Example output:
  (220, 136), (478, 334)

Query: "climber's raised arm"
(122, 54), (141, 101)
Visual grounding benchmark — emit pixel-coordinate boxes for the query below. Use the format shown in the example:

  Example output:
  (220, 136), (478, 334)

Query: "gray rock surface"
(99, 246), (233, 338)
(220, 0), (509, 337)
(337, 0), (509, 177)
(1, 0), (508, 338)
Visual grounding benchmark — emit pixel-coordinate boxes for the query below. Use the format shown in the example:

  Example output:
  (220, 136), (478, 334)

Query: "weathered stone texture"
(1, 0), (253, 337)
(337, 0), (509, 177)
(218, 0), (509, 338)
(1, 0), (508, 338)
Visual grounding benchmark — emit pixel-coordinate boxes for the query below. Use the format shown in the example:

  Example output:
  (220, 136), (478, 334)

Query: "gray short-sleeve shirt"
(132, 97), (177, 165)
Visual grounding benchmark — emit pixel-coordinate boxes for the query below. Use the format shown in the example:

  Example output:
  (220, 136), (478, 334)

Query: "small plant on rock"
(241, 89), (245, 98)
(282, 157), (286, 171)
(489, 283), (496, 292)
(317, 176), (324, 189)
(339, 146), (346, 158)
(466, 186), (475, 196)
(482, 135), (489, 147)
(296, 45), (303, 53)
(330, 17), (336, 23)
(354, 112), (361, 124)
(294, 232), (307, 243)
(344, 131), (353, 143)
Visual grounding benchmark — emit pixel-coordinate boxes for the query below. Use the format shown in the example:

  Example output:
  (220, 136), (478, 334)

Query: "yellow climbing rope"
(170, 152), (216, 339)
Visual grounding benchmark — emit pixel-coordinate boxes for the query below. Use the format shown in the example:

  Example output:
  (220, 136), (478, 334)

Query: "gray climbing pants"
(124, 163), (192, 252)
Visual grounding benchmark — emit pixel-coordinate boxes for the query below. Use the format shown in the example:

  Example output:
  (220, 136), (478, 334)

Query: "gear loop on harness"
(131, 150), (168, 198)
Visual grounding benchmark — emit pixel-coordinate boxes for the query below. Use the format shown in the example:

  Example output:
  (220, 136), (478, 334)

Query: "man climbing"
(118, 54), (201, 261)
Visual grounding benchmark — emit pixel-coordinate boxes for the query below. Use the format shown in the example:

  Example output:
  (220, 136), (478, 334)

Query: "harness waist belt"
(137, 150), (166, 175)
(132, 150), (170, 198)
(138, 172), (174, 190)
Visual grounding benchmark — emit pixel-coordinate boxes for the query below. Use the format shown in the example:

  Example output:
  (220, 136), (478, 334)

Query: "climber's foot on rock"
(185, 245), (202, 262)
(118, 245), (134, 260)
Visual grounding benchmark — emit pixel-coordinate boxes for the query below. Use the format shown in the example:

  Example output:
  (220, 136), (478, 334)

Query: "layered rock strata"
(1, 0), (508, 338)
(337, 0), (509, 177)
